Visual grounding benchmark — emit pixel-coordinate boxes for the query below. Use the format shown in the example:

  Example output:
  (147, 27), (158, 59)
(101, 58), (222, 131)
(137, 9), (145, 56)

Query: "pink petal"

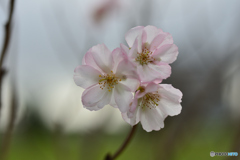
(128, 38), (139, 60)
(119, 78), (140, 92)
(152, 44), (179, 64)
(136, 35), (143, 53)
(114, 83), (133, 113)
(145, 82), (159, 93)
(159, 84), (183, 102)
(125, 26), (144, 47)
(157, 84), (182, 116)
(82, 85), (111, 110)
(74, 65), (101, 89)
(129, 94), (139, 113)
(91, 44), (113, 73)
(109, 92), (117, 108)
(136, 82), (159, 98)
(84, 48), (104, 73)
(115, 59), (139, 81)
(143, 25), (163, 44)
(149, 33), (168, 51)
(137, 65), (159, 82)
(147, 63), (171, 80)
(111, 48), (124, 73)
(122, 96), (141, 125)
(122, 105), (141, 126)
(137, 63), (171, 82)
(141, 29), (147, 45)
(120, 43), (129, 55)
(140, 107), (166, 132)
(159, 33), (173, 48)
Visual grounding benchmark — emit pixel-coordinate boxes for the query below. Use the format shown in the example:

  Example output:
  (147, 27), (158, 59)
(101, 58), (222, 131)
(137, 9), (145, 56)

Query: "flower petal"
(82, 85), (111, 110)
(149, 33), (168, 51)
(145, 82), (159, 93)
(115, 59), (139, 81)
(159, 84), (183, 102)
(83, 48), (104, 73)
(125, 26), (144, 47)
(74, 65), (101, 89)
(159, 33), (173, 48)
(140, 107), (166, 132)
(152, 44), (179, 64)
(128, 38), (139, 60)
(116, 60), (140, 92)
(122, 104), (141, 126)
(91, 44), (113, 73)
(148, 63), (171, 80)
(143, 25), (163, 44)
(109, 91), (117, 108)
(158, 84), (182, 116)
(137, 63), (171, 82)
(122, 95), (141, 125)
(119, 78), (140, 92)
(112, 48), (125, 73)
(114, 83), (133, 113)
(120, 43), (129, 55)
(137, 65), (159, 82)
(136, 82), (159, 98)
(136, 35), (143, 53)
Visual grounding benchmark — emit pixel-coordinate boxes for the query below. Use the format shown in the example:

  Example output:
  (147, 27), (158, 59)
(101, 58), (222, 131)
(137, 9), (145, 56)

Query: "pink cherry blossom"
(122, 25), (179, 83)
(74, 44), (140, 112)
(122, 82), (182, 132)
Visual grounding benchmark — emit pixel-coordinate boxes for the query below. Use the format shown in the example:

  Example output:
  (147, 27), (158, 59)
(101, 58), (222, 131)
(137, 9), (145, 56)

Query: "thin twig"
(105, 125), (138, 160)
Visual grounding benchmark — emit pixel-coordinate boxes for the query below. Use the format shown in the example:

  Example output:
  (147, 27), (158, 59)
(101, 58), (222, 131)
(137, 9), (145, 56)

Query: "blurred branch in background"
(0, 0), (17, 159)
(53, 124), (68, 160)
(0, 81), (17, 160)
(92, 0), (118, 25)
(226, 125), (240, 160)
(0, 0), (15, 119)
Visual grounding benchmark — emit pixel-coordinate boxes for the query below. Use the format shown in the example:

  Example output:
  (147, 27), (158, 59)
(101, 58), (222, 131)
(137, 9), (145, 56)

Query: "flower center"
(141, 92), (160, 110)
(135, 47), (155, 65)
(98, 71), (122, 92)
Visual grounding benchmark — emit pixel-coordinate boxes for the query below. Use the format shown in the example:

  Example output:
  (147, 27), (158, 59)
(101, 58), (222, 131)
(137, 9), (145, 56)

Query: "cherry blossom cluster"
(74, 26), (182, 132)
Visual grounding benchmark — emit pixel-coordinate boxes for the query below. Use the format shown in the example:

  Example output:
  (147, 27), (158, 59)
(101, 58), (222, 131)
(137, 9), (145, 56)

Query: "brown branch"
(104, 125), (138, 160)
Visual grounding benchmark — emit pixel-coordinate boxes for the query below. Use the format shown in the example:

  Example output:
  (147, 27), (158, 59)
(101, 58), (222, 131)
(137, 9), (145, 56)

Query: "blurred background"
(0, 0), (240, 159)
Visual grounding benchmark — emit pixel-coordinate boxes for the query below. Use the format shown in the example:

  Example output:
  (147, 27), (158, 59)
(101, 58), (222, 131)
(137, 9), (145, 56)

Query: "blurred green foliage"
(1, 123), (235, 160)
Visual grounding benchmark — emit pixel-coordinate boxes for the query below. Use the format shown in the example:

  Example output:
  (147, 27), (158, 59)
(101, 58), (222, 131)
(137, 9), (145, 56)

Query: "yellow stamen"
(98, 72), (124, 91)
(141, 93), (160, 110)
(135, 43), (157, 65)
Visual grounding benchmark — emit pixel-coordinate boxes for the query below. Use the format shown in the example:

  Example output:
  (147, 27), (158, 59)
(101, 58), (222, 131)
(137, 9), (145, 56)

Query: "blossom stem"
(104, 125), (138, 160)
